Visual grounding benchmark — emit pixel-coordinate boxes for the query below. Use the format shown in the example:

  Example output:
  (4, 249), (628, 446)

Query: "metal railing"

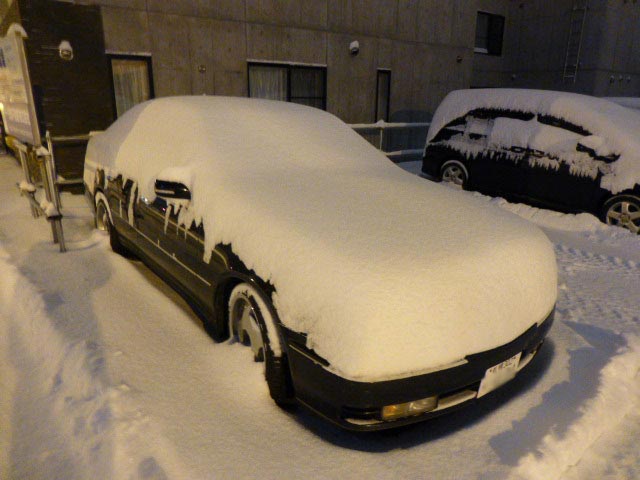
(14, 132), (66, 252)
(350, 121), (430, 159)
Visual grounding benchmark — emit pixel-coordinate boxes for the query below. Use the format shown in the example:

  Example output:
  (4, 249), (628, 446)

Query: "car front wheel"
(95, 194), (129, 255)
(440, 160), (468, 188)
(602, 194), (640, 234)
(228, 283), (294, 405)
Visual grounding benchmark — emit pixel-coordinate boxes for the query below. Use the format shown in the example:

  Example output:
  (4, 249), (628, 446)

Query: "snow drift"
(85, 96), (557, 381)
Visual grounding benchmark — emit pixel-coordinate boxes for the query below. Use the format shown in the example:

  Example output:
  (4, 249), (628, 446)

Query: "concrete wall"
(473, 0), (640, 97)
(94, 0), (478, 123)
(472, 0), (576, 90)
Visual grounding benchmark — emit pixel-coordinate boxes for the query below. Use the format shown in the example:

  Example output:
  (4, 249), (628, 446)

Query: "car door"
(136, 194), (225, 317)
(524, 115), (600, 211)
(106, 175), (138, 245)
(469, 109), (530, 198)
(158, 213), (224, 316)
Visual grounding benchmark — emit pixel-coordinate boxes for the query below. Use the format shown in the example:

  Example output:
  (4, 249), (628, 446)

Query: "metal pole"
(18, 148), (39, 218)
(45, 131), (62, 208)
(36, 148), (66, 252)
(36, 153), (58, 244)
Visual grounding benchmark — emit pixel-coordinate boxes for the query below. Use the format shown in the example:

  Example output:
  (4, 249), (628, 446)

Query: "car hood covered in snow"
(86, 96), (557, 382)
(427, 89), (640, 194)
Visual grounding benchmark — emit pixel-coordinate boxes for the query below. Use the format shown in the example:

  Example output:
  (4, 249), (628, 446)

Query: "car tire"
(601, 194), (640, 234)
(228, 283), (294, 406)
(440, 160), (468, 188)
(95, 193), (129, 255)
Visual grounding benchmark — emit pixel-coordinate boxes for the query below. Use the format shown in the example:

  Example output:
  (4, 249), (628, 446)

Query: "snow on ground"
(1, 155), (639, 479)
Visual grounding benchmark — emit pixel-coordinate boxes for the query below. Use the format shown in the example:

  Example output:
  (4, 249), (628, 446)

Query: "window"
(375, 69), (391, 122)
(248, 62), (326, 110)
(109, 54), (154, 118)
(537, 114), (590, 136)
(475, 12), (505, 56)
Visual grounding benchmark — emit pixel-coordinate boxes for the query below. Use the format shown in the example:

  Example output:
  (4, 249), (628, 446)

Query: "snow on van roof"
(427, 89), (640, 194)
(86, 96), (557, 381)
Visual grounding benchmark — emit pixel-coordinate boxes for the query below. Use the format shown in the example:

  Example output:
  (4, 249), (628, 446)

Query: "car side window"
(465, 116), (494, 140)
(528, 122), (582, 156)
(537, 115), (591, 136)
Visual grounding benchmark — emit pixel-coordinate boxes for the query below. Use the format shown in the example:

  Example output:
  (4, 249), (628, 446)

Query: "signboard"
(0, 24), (40, 146)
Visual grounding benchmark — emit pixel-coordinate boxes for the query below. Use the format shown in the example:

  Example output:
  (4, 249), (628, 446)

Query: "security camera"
(58, 40), (73, 61)
(349, 40), (359, 56)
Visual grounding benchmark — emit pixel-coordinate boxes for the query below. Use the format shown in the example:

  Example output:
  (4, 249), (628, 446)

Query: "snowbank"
(427, 89), (640, 194)
(511, 335), (640, 480)
(0, 243), (168, 479)
(86, 96), (557, 381)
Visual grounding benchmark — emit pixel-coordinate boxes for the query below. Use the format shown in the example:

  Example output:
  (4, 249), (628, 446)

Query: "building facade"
(474, 0), (640, 97)
(0, 0), (638, 176)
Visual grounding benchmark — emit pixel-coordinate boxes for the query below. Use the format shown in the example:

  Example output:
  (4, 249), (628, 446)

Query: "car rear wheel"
(228, 283), (294, 405)
(440, 160), (468, 188)
(95, 194), (129, 255)
(602, 195), (640, 234)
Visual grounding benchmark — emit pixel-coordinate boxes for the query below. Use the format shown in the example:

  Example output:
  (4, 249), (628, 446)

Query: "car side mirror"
(154, 179), (191, 200)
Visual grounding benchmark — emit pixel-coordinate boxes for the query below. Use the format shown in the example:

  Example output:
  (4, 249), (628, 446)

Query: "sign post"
(1, 24), (66, 252)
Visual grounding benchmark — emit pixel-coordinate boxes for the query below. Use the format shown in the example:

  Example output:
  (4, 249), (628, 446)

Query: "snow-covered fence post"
(16, 144), (39, 218)
(36, 145), (65, 252)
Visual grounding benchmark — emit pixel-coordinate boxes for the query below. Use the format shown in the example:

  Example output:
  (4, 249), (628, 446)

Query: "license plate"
(477, 352), (522, 398)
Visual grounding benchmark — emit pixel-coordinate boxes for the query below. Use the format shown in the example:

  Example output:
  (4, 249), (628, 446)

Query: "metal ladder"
(562, 1), (588, 84)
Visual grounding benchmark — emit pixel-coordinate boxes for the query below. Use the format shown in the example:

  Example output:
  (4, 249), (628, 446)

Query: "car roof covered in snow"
(427, 89), (640, 194)
(86, 96), (557, 381)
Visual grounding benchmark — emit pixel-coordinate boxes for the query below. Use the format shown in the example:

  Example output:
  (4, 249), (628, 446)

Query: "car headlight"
(381, 396), (438, 421)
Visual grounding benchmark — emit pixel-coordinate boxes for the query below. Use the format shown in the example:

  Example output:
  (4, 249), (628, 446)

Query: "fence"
(14, 132), (67, 252)
(350, 121), (430, 161)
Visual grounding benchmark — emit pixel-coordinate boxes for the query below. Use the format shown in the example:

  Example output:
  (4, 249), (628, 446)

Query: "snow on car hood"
(86, 96), (557, 381)
(427, 89), (640, 194)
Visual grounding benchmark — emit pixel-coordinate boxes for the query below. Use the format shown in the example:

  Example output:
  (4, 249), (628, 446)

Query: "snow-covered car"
(422, 89), (640, 233)
(84, 96), (557, 430)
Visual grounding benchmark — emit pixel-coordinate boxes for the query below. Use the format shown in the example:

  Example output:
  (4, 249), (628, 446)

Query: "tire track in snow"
(553, 243), (640, 332)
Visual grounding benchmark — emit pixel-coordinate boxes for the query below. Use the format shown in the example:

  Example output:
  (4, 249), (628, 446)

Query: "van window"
(469, 108), (534, 121)
(537, 115), (590, 136)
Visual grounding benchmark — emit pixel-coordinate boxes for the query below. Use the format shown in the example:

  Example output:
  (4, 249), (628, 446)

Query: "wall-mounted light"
(456, 55), (463, 63)
(349, 40), (359, 56)
(198, 64), (206, 74)
(610, 75), (615, 83)
(58, 40), (73, 61)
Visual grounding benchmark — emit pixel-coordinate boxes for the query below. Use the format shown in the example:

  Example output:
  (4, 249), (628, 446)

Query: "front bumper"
(283, 309), (554, 431)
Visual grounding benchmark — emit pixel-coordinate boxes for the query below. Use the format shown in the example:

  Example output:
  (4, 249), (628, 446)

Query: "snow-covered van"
(84, 96), (556, 430)
(423, 89), (640, 233)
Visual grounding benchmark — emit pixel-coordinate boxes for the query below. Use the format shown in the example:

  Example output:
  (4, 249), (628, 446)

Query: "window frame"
(108, 53), (155, 119)
(247, 61), (327, 110)
(474, 11), (505, 56)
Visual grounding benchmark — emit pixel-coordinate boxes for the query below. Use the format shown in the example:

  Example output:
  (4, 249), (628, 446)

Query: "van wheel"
(228, 283), (294, 406)
(601, 195), (640, 234)
(440, 160), (468, 188)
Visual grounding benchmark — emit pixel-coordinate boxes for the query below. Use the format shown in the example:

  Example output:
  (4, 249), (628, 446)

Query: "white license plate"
(477, 352), (522, 398)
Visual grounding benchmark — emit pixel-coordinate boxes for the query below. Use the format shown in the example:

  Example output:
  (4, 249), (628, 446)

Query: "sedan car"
(422, 89), (640, 233)
(84, 96), (557, 430)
